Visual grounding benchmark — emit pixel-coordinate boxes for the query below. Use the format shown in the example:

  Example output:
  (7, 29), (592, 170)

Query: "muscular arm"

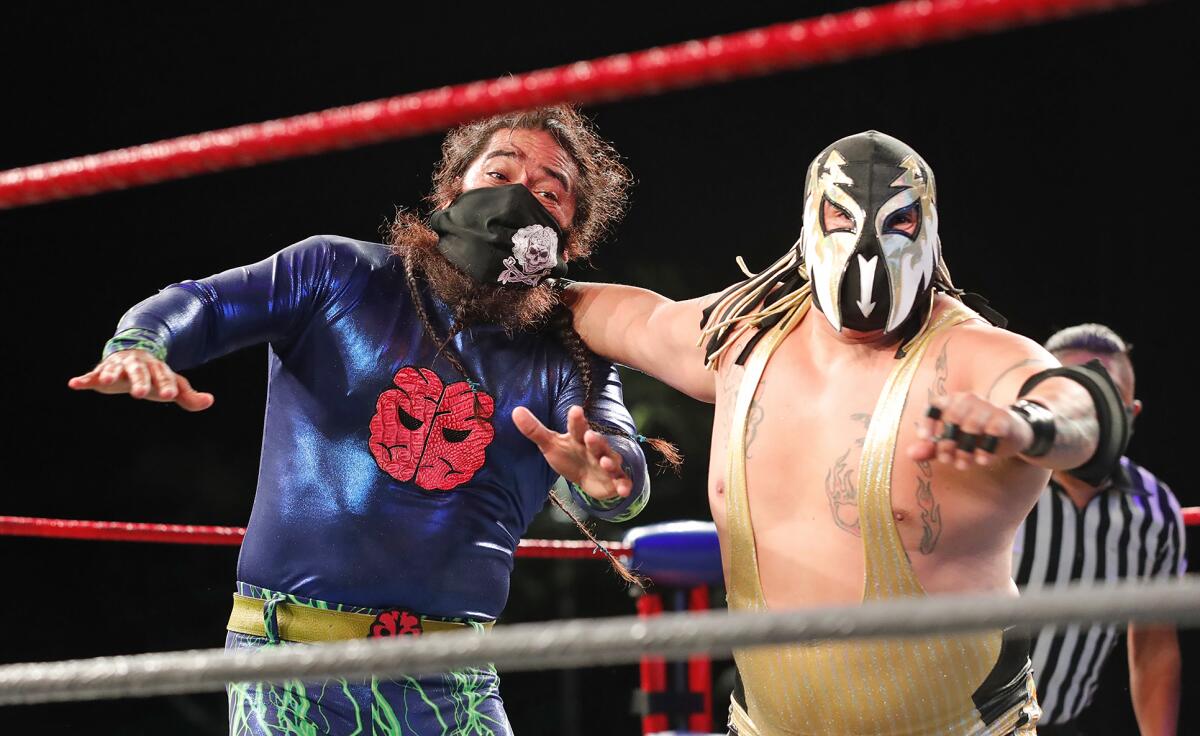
(977, 331), (1099, 470)
(563, 282), (716, 403)
(1127, 623), (1181, 736)
(914, 323), (1100, 471)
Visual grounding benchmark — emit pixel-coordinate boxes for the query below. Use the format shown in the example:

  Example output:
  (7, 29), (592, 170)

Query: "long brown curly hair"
(426, 105), (631, 260)
(389, 106), (678, 587)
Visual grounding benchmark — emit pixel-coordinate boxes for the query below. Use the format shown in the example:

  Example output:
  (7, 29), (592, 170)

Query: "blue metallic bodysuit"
(106, 235), (649, 734)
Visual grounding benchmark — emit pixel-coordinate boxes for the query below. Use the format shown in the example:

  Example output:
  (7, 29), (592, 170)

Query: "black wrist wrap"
(1010, 399), (1056, 457)
(1018, 359), (1131, 486)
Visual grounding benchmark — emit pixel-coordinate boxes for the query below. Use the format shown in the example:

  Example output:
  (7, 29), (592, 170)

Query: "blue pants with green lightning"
(226, 583), (511, 736)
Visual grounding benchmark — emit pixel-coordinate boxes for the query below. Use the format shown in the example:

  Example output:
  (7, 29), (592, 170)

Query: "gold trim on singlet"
(725, 295), (1030, 736)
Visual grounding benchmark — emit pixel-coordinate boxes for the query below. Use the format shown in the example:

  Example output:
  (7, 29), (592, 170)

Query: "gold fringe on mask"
(698, 240), (810, 370)
(699, 241), (966, 370)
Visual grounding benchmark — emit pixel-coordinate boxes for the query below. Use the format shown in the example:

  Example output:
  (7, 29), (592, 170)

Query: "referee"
(1013, 324), (1186, 735)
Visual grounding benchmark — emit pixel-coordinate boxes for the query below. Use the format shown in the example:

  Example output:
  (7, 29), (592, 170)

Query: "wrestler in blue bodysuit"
(104, 235), (650, 735)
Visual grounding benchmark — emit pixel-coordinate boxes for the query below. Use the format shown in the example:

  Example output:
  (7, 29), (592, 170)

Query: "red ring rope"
(3, 511), (1194, 555)
(0, 516), (631, 559)
(0, 0), (1144, 209)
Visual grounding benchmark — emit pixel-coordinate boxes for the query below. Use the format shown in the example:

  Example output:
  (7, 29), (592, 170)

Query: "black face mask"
(430, 185), (568, 288)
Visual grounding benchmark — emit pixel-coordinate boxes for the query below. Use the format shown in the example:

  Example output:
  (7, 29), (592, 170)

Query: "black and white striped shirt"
(1012, 457), (1187, 725)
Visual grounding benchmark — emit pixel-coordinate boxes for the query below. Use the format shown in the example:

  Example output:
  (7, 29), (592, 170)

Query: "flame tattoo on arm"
(916, 342), (950, 554)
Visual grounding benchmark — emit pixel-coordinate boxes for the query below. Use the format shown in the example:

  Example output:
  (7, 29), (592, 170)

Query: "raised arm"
(911, 322), (1130, 482)
(69, 235), (360, 408)
(563, 282), (716, 403)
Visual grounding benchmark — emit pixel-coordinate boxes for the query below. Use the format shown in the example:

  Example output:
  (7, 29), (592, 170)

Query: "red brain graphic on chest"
(368, 367), (495, 491)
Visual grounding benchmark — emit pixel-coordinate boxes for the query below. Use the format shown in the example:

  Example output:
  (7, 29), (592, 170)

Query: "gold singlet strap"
(725, 288), (811, 611)
(723, 295), (1017, 736)
(857, 299), (978, 601)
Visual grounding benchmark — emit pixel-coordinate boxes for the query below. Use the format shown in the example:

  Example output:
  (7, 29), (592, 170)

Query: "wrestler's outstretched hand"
(68, 350), (214, 412)
(511, 405), (633, 501)
(908, 391), (1034, 470)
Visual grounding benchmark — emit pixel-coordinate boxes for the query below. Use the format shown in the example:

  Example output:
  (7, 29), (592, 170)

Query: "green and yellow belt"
(227, 593), (493, 644)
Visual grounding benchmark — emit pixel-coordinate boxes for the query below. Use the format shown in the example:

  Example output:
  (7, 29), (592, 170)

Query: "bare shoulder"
(944, 316), (1059, 401)
(949, 319), (1052, 362)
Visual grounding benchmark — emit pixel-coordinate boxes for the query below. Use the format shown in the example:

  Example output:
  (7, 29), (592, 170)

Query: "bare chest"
(707, 328), (1021, 605)
(710, 344), (942, 524)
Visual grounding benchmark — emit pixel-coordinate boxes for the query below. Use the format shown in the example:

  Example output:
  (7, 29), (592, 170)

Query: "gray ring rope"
(1, 577), (1196, 706)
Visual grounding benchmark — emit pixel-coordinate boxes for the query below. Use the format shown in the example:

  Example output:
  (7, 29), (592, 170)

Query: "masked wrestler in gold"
(515, 132), (1130, 735)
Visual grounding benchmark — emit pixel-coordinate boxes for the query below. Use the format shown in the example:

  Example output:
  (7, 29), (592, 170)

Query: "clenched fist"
(909, 391), (1037, 469)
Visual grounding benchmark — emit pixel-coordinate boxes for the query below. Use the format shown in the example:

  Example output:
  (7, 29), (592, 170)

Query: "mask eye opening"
(820, 195), (856, 235)
(882, 202), (922, 240)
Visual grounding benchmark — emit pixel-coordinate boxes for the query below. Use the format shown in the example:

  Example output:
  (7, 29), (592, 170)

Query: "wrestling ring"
(2, 1), (1194, 734)
(0, 515), (1196, 733)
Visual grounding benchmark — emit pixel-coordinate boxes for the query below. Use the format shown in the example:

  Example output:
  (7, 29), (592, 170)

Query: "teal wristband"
(103, 328), (168, 362)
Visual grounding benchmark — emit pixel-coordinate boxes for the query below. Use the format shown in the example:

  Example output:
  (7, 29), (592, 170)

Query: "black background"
(2, 2), (1194, 733)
